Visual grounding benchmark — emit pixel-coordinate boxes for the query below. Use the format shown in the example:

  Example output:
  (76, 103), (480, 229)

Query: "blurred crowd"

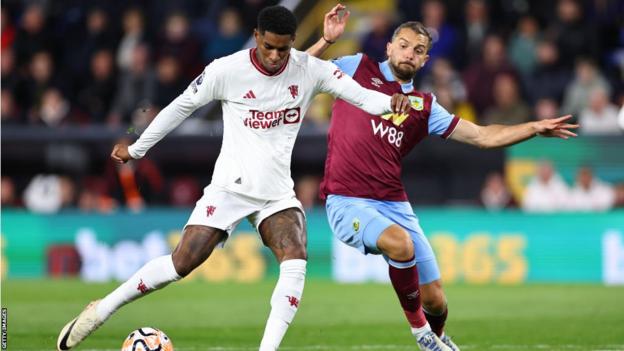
(2, 0), (624, 213)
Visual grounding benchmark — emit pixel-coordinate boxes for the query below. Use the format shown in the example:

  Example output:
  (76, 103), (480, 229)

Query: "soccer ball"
(121, 327), (174, 351)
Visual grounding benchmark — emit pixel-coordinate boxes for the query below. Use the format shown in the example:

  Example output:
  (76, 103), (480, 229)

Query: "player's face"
(254, 30), (294, 73)
(386, 29), (430, 82)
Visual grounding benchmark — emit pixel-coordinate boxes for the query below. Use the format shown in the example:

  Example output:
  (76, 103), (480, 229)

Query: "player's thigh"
(257, 207), (307, 262)
(171, 225), (228, 277)
(325, 195), (394, 255)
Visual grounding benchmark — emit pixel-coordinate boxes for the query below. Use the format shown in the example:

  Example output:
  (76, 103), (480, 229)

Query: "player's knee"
(379, 226), (414, 261)
(171, 251), (196, 277)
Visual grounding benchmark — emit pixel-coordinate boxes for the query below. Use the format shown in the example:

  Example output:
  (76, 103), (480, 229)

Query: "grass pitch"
(2, 280), (624, 350)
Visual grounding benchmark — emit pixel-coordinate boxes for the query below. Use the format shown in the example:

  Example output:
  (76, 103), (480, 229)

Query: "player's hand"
(323, 4), (350, 43)
(534, 115), (579, 139)
(390, 93), (411, 114)
(111, 143), (134, 164)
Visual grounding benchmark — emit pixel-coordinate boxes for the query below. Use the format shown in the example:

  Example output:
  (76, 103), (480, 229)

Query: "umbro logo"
(243, 90), (256, 99)
(371, 77), (384, 87)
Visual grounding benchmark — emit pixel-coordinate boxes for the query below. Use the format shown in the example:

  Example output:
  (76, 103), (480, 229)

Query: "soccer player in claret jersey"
(57, 6), (412, 351)
(307, 7), (578, 351)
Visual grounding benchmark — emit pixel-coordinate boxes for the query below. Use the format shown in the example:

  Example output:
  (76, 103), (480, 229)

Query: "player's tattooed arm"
(306, 4), (350, 58)
(450, 115), (579, 149)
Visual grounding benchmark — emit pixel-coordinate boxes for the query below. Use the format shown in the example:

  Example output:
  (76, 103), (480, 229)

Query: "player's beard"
(389, 61), (417, 82)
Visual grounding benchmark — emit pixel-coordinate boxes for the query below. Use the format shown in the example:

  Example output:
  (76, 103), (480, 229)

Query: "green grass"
(2, 280), (624, 350)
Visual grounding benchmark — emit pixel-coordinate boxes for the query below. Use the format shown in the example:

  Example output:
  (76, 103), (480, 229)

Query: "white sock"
(411, 323), (432, 339)
(259, 259), (306, 351)
(96, 254), (181, 320)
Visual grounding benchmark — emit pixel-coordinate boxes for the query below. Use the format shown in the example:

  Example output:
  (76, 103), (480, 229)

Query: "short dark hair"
(257, 5), (297, 36)
(392, 21), (433, 51)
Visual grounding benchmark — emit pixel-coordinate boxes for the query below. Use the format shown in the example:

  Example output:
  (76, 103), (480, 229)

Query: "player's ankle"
(411, 323), (432, 338)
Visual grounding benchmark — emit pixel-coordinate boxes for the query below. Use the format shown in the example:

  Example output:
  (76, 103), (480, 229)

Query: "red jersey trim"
(441, 116), (460, 139)
(249, 48), (289, 76)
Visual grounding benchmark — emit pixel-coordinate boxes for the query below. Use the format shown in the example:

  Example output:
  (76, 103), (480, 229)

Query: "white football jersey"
(129, 48), (394, 200)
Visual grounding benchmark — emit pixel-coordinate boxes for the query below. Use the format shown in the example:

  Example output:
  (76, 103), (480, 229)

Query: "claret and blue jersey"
(320, 53), (459, 202)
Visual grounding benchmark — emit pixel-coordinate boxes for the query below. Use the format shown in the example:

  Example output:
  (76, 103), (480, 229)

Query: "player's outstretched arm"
(449, 115), (579, 149)
(306, 4), (350, 58)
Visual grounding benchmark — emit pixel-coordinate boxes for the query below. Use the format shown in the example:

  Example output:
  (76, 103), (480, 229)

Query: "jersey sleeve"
(428, 94), (460, 138)
(127, 60), (226, 159)
(331, 53), (363, 78)
(312, 57), (392, 116)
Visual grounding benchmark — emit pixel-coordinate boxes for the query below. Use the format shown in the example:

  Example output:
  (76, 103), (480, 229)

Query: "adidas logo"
(243, 90), (256, 99)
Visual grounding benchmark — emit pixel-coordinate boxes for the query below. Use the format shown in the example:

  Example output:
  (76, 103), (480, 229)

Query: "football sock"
(388, 257), (428, 331)
(259, 259), (306, 351)
(424, 305), (448, 337)
(96, 254), (181, 320)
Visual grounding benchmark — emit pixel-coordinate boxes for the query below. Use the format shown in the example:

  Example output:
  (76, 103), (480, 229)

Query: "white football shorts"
(185, 184), (304, 240)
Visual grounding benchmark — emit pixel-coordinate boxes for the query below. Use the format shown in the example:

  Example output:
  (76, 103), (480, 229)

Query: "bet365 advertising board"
(1, 209), (623, 284)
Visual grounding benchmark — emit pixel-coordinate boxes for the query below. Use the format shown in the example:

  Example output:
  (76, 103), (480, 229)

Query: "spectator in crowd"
(480, 171), (514, 210)
(460, 0), (489, 67)
(63, 7), (117, 84)
(463, 34), (518, 113)
(204, 8), (246, 63)
(153, 55), (186, 109)
(108, 44), (156, 126)
(482, 73), (531, 125)
(168, 176), (201, 208)
(1, 47), (18, 92)
(15, 51), (60, 114)
(156, 12), (202, 79)
(561, 58), (611, 116)
(1, 6), (16, 50)
(526, 40), (571, 104)
(534, 97), (561, 121)
(13, 3), (52, 70)
(579, 87), (621, 135)
(23, 175), (76, 214)
(1, 176), (19, 207)
(421, 0), (458, 67)
(419, 58), (467, 104)
(77, 49), (117, 123)
(1, 89), (20, 124)
(361, 11), (394, 63)
(568, 166), (615, 211)
(522, 161), (570, 212)
(32, 88), (87, 127)
(117, 7), (146, 72)
(104, 137), (165, 211)
(508, 15), (540, 78)
(295, 175), (321, 210)
(548, 0), (597, 69)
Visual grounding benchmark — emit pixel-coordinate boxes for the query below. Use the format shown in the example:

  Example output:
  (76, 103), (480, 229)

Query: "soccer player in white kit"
(57, 5), (411, 351)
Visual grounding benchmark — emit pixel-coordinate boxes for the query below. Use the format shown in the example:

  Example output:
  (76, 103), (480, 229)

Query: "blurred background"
(1, 0), (623, 286)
